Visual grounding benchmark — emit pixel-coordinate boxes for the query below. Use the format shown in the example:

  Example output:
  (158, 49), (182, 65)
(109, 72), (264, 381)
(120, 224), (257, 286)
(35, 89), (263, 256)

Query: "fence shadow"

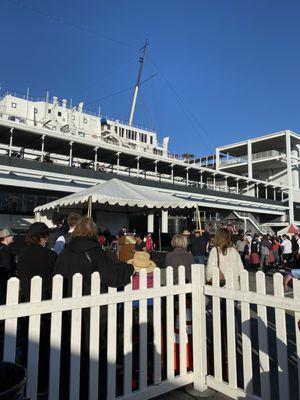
(237, 315), (300, 400)
(0, 305), (188, 400)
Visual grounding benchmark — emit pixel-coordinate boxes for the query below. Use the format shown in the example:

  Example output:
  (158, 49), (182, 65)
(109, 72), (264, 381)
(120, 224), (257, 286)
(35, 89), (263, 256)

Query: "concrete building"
(216, 130), (300, 225)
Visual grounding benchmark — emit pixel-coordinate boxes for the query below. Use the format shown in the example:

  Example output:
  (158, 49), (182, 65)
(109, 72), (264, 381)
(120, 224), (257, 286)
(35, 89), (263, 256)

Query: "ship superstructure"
(0, 88), (289, 232)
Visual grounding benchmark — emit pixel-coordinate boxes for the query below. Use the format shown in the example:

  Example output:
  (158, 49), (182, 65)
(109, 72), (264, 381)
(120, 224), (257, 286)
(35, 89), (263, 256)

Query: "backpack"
(63, 232), (72, 249)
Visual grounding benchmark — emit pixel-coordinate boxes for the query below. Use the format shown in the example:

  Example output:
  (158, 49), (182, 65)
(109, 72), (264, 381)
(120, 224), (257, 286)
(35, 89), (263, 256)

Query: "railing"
(219, 156), (248, 166)
(252, 149), (285, 161)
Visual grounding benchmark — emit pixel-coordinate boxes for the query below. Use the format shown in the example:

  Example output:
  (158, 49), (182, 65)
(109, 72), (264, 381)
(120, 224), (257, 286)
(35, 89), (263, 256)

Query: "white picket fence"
(0, 265), (299, 400)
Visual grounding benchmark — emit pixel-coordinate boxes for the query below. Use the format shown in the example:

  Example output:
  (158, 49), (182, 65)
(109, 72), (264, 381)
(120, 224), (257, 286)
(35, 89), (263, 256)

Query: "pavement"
(156, 386), (231, 400)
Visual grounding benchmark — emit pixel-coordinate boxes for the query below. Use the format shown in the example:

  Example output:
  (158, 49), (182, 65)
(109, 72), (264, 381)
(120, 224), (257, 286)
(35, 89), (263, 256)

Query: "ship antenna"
(128, 39), (149, 126)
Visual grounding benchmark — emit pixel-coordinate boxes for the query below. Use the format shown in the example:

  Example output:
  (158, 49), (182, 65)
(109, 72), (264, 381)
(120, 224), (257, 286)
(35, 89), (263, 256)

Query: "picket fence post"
(191, 265), (207, 392)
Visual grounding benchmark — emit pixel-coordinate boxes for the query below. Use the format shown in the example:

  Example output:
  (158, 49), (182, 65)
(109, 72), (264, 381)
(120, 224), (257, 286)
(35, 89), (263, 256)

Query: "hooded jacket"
(54, 237), (134, 296)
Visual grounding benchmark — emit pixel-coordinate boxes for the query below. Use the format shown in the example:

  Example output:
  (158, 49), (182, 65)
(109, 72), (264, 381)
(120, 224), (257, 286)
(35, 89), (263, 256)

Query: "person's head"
(72, 217), (97, 239)
(67, 213), (81, 230)
(171, 233), (187, 250)
(134, 234), (142, 243)
(282, 234), (289, 240)
(25, 223), (49, 247)
(262, 234), (268, 241)
(213, 228), (232, 255)
(194, 230), (201, 237)
(52, 211), (64, 226)
(0, 228), (14, 245)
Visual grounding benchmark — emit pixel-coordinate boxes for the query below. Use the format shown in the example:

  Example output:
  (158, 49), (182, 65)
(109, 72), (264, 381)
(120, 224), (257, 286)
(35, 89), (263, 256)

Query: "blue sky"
(1, 0), (300, 156)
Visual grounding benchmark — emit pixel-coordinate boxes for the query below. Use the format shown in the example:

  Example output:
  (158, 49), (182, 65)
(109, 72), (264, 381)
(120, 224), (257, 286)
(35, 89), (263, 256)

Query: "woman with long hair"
(54, 217), (134, 400)
(206, 228), (243, 289)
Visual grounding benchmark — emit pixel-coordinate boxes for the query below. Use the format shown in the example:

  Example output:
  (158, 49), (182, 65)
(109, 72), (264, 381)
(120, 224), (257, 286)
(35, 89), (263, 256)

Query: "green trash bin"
(0, 362), (26, 400)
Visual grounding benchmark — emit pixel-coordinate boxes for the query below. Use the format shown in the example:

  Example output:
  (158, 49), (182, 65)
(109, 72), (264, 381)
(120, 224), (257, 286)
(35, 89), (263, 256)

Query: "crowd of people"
(0, 214), (300, 397)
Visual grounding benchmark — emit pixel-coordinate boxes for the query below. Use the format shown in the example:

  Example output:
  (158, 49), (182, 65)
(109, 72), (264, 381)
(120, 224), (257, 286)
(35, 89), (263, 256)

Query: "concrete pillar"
(247, 140), (252, 179)
(147, 214), (154, 233)
(273, 187), (276, 201)
(8, 128), (14, 157)
(286, 130), (294, 223)
(41, 135), (45, 162)
(200, 172), (203, 188)
(171, 164), (174, 184)
(161, 210), (168, 233)
(94, 147), (98, 171)
(292, 148), (299, 189)
(136, 157), (140, 178)
(213, 174), (216, 191)
(216, 148), (220, 170)
(116, 152), (120, 174)
(236, 179), (239, 194)
(186, 168), (189, 186)
(69, 141), (73, 167)
(154, 161), (158, 181)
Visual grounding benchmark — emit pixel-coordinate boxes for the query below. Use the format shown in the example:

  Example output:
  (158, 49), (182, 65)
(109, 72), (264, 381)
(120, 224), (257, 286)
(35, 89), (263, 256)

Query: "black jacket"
(17, 243), (57, 301)
(0, 243), (16, 285)
(54, 237), (134, 296)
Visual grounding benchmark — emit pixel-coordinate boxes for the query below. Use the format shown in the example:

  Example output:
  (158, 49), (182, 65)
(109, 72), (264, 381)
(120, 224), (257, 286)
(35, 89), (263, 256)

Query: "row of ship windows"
(10, 102), (153, 143)
(115, 126), (153, 144)
(11, 103), (89, 123)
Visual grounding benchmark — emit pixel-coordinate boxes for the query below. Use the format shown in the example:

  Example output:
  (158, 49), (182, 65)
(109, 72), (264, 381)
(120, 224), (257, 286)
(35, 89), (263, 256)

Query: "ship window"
(57, 111), (62, 117)
(34, 108), (38, 114)
(150, 136), (153, 145)
(115, 126), (118, 133)
(48, 109), (51, 114)
(78, 131), (85, 137)
(83, 118), (88, 124)
(11, 102), (17, 108)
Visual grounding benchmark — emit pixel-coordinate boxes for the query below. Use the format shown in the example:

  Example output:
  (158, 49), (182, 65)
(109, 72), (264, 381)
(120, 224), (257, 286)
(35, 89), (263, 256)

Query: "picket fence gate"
(0, 265), (299, 400)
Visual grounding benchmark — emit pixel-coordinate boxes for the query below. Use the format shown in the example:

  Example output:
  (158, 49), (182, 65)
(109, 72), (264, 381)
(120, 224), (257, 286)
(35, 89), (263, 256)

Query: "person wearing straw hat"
(127, 251), (156, 384)
(127, 251), (156, 290)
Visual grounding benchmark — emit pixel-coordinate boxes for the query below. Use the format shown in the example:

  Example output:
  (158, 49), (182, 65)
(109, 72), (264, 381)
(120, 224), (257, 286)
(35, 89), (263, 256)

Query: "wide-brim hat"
(127, 251), (156, 273)
(194, 229), (203, 233)
(182, 230), (190, 236)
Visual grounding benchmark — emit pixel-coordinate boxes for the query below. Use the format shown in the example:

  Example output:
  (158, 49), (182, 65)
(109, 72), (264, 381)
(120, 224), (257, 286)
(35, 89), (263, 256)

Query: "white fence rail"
(0, 266), (299, 400)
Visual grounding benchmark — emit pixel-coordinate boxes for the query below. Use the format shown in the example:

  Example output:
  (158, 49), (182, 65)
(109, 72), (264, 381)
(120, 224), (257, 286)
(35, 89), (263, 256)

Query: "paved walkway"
(156, 387), (231, 399)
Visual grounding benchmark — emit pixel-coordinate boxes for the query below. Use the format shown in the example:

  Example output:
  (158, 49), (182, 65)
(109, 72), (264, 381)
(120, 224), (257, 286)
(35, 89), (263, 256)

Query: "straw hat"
(127, 251), (156, 273)
(182, 230), (191, 236)
(194, 229), (203, 234)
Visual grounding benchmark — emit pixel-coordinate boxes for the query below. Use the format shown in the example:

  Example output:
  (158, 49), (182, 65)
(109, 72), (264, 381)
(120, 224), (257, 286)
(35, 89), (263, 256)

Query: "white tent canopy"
(34, 178), (197, 212)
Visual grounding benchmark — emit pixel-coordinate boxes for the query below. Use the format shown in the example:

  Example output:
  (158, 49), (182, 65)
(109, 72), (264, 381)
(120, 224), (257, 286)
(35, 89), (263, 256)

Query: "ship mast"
(128, 39), (149, 126)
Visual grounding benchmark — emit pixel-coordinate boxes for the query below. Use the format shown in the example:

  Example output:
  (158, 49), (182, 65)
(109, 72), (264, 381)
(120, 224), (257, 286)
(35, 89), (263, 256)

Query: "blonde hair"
(213, 228), (232, 255)
(72, 217), (97, 239)
(171, 233), (187, 249)
(67, 213), (81, 228)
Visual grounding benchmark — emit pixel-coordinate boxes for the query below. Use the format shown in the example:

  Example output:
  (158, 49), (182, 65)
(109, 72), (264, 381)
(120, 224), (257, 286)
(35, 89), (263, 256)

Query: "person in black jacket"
(54, 217), (134, 400)
(17, 223), (57, 301)
(0, 228), (16, 303)
(54, 217), (134, 295)
(16, 222), (57, 395)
